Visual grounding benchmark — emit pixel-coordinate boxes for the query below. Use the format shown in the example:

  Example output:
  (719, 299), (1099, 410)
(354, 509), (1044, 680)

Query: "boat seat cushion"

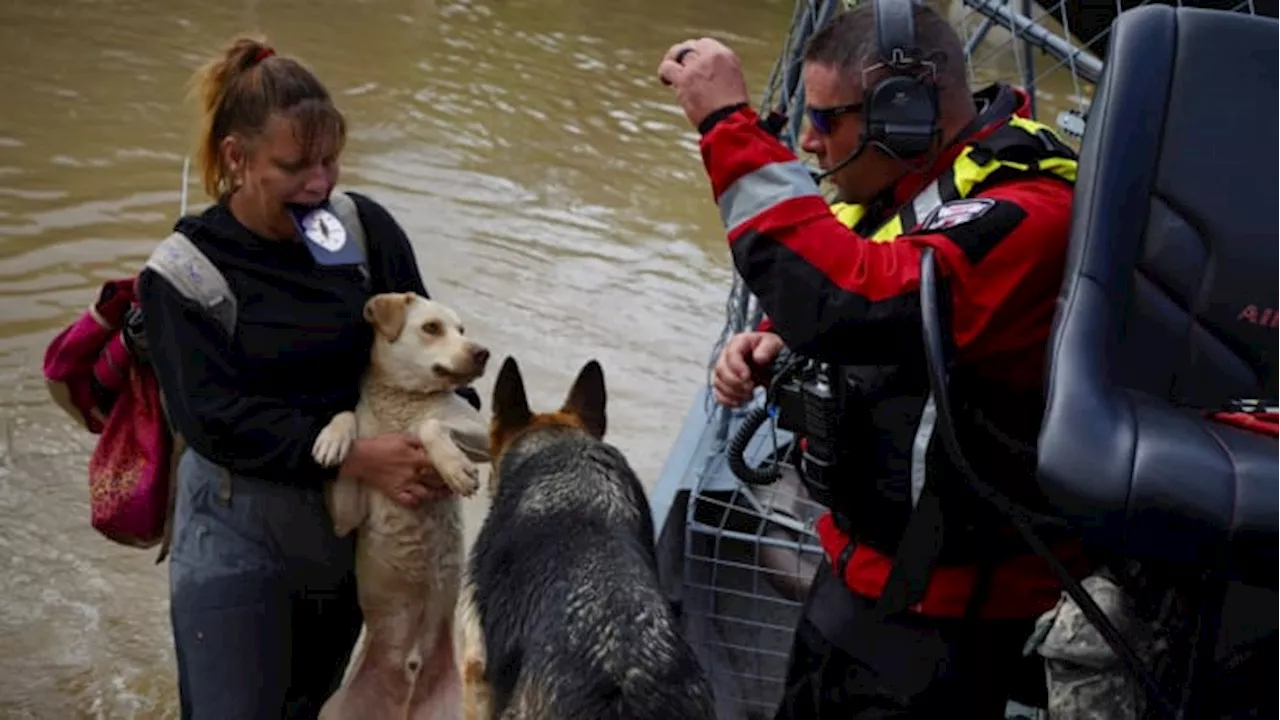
(1036, 5), (1279, 588)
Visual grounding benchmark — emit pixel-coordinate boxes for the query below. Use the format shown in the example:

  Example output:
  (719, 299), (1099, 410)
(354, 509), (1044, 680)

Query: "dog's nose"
(473, 347), (490, 366)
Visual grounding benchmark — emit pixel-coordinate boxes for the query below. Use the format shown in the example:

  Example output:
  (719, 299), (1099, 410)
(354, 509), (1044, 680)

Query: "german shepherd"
(462, 357), (715, 720)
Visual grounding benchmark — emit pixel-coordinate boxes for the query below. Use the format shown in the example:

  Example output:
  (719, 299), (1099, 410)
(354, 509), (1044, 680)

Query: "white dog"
(312, 292), (491, 720)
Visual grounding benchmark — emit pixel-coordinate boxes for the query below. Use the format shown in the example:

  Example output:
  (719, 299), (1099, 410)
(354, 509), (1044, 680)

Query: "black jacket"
(138, 191), (479, 487)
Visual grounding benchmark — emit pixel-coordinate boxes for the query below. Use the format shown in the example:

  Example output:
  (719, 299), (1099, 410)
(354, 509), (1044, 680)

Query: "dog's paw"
(313, 412), (358, 467)
(437, 455), (481, 497)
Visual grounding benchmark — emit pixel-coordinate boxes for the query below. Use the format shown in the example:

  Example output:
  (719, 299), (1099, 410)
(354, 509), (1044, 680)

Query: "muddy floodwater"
(0, 0), (1091, 715)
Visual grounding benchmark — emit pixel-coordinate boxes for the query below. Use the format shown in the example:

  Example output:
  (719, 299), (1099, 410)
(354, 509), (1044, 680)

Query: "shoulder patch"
(920, 198), (996, 232)
(914, 198), (1028, 265)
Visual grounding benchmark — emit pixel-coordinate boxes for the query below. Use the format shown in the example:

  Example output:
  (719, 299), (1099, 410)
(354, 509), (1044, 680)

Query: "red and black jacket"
(700, 85), (1089, 619)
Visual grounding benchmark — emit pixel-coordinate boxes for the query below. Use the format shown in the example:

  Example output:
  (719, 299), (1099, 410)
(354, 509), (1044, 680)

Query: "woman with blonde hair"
(138, 35), (477, 718)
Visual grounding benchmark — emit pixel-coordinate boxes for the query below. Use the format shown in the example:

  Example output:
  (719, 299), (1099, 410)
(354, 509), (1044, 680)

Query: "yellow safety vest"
(829, 116), (1078, 240)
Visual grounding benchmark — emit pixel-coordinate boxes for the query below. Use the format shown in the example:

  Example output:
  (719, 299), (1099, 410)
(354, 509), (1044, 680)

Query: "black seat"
(1036, 5), (1278, 589)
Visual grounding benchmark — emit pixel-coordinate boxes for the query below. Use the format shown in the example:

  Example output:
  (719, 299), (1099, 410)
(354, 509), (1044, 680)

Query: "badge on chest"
(290, 202), (366, 267)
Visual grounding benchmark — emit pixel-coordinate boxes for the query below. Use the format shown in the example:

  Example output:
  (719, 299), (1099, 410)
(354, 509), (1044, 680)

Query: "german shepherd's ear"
(363, 292), (414, 342)
(560, 359), (606, 440)
(491, 356), (533, 442)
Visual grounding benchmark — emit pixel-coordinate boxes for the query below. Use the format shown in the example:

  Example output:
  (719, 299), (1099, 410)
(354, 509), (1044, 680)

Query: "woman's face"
(221, 111), (341, 228)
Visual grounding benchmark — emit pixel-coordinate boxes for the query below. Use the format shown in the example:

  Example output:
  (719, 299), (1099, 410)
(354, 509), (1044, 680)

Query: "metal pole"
(961, 0), (1104, 84)
(180, 156), (191, 217)
(1020, 0), (1037, 118)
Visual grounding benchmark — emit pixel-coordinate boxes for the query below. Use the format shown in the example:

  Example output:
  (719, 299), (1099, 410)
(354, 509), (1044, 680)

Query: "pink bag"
(85, 366), (173, 547)
(42, 278), (135, 433)
(43, 277), (175, 550)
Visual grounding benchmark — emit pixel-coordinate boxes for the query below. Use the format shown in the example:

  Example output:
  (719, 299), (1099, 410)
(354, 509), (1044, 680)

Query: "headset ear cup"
(862, 75), (939, 160)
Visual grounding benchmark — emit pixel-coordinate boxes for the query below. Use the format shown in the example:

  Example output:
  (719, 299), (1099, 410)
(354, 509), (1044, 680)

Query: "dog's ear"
(363, 293), (414, 342)
(491, 356), (533, 438)
(560, 359), (606, 440)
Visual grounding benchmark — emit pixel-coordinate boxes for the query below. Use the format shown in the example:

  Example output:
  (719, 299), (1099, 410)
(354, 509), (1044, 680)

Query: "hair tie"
(253, 47), (275, 64)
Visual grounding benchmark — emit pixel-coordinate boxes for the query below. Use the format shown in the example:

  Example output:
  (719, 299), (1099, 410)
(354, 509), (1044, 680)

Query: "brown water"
(0, 0), (1093, 716)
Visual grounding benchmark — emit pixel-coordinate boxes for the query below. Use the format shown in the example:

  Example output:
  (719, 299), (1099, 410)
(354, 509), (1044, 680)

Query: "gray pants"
(168, 449), (362, 720)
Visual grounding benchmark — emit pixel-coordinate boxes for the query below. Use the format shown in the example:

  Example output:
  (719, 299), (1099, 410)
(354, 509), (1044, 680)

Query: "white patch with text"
(921, 198), (996, 232)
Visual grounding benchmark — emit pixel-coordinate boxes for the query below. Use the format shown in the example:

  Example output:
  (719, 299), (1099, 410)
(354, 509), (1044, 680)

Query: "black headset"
(862, 0), (941, 161)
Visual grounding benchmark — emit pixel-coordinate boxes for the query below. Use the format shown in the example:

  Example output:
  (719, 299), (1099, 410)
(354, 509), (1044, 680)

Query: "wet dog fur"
(461, 356), (715, 720)
(311, 292), (491, 720)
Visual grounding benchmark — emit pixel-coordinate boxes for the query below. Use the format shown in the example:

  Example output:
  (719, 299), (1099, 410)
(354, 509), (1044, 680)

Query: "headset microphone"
(861, 0), (940, 162)
(810, 0), (940, 186)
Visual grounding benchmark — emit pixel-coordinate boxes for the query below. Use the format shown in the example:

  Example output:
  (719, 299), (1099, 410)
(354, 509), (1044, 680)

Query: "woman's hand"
(339, 433), (453, 506)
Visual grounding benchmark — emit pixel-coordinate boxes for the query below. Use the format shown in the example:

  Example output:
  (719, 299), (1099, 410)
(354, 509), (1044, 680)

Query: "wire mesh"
(678, 1), (1273, 716)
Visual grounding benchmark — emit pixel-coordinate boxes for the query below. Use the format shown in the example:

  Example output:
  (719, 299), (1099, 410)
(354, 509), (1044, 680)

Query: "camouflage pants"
(1025, 572), (1160, 719)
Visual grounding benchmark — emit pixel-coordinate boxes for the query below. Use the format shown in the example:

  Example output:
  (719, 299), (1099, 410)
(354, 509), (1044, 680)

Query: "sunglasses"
(806, 101), (863, 136)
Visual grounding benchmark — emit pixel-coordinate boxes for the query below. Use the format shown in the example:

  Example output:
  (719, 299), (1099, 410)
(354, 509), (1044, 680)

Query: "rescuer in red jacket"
(660, 3), (1089, 717)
